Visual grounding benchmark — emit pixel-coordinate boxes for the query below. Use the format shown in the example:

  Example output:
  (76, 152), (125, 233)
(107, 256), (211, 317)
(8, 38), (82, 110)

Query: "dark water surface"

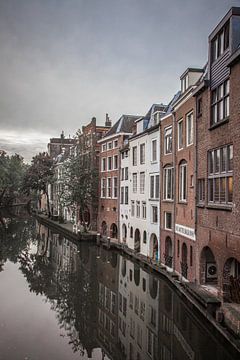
(0, 208), (239, 360)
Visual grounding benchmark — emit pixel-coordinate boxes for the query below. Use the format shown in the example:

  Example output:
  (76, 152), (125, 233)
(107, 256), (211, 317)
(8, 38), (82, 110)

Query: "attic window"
(153, 112), (159, 126)
(211, 21), (229, 62)
(181, 75), (189, 93)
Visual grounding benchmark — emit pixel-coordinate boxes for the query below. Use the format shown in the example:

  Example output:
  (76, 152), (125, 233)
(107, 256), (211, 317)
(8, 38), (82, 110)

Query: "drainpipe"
(159, 121), (162, 264)
(194, 96), (198, 283)
(172, 111), (177, 275)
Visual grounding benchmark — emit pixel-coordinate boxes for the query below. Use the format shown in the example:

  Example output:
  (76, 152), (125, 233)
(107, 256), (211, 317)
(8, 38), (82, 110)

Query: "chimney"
(61, 131), (64, 140)
(105, 113), (112, 127)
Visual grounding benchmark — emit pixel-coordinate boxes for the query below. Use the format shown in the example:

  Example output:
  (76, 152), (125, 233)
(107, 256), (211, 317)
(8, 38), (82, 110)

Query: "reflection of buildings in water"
(158, 280), (235, 360)
(96, 247), (120, 359)
(118, 256), (159, 360)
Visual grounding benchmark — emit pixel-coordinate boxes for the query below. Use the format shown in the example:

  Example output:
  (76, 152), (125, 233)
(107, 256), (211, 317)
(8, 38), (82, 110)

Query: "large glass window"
(211, 79), (229, 125)
(150, 174), (159, 199)
(211, 21), (229, 62)
(164, 126), (172, 154)
(208, 144), (233, 205)
(107, 177), (112, 198)
(101, 178), (106, 197)
(113, 177), (118, 198)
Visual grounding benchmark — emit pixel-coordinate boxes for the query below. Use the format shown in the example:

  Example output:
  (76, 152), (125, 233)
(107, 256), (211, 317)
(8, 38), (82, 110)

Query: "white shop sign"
(175, 224), (196, 241)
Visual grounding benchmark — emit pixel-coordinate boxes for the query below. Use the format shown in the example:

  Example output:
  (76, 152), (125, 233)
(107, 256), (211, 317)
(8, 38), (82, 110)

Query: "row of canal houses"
(48, 8), (240, 300)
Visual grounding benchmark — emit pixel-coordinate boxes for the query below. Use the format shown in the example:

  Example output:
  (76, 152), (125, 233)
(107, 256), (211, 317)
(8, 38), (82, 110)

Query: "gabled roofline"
(209, 7), (240, 41)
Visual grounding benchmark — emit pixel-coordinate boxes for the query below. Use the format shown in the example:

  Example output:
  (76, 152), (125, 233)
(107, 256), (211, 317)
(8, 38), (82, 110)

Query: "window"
(136, 201), (140, 218)
(125, 167), (128, 180)
(211, 79), (229, 126)
(211, 21), (229, 62)
(108, 157), (112, 170)
(165, 212), (172, 230)
(131, 201), (135, 217)
(197, 97), (202, 117)
(152, 206), (158, 223)
(140, 172), (145, 194)
(125, 187), (128, 205)
(113, 155), (118, 169)
(107, 177), (112, 198)
(108, 141), (112, 150)
(113, 177), (118, 198)
(190, 246), (193, 267)
(102, 158), (106, 171)
(179, 161), (187, 202)
(181, 75), (189, 93)
(186, 112), (193, 146)
(102, 143), (107, 152)
(132, 146), (137, 166)
(132, 173), (137, 193)
(140, 144), (145, 164)
(153, 112), (159, 126)
(143, 231), (147, 244)
(114, 139), (118, 148)
(198, 179), (205, 203)
(120, 186), (124, 204)
(142, 202), (146, 219)
(164, 127), (172, 154)
(190, 175), (194, 187)
(101, 178), (106, 197)
(151, 139), (157, 162)
(178, 119), (183, 150)
(163, 166), (173, 200)
(208, 144), (233, 205)
(150, 174), (160, 199)
(121, 168), (124, 181)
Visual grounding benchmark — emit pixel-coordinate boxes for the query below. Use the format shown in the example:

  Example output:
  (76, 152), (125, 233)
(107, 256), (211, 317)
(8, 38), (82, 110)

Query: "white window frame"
(107, 177), (112, 198)
(113, 155), (118, 170)
(142, 202), (146, 219)
(186, 112), (193, 146)
(178, 119), (183, 150)
(163, 166), (174, 200)
(140, 143), (145, 164)
(164, 212), (172, 230)
(102, 157), (106, 172)
(151, 139), (157, 162)
(108, 156), (112, 171)
(101, 178), (106, 198)
(131, 200), (135, 217)
(179, 162), (187, 202)
(133, 173), (137, 193)
(112, 177), (118, 198)
(140, 172), (145, 194)
(164, 126), (172, 154)
(151, 205), (158, 224)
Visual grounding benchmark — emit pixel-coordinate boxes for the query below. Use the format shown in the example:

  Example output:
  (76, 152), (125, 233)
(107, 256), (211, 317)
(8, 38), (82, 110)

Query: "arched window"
(130, 227), (133, 238)
(163, 165), (174, 200)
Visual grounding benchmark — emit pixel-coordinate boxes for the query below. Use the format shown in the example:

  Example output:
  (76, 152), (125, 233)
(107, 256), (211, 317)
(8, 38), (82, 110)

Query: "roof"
(164, 91), (182, 116)
(103, 114), (141, 138)
(144, 103), (167, 120)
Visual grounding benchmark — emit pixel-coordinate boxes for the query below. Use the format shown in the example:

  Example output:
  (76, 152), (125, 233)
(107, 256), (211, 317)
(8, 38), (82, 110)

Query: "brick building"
(98, 115), (140, 240)
(48, 131), (76, 159)
(76, 116), (111, 230)
(195, 7), (240, 299)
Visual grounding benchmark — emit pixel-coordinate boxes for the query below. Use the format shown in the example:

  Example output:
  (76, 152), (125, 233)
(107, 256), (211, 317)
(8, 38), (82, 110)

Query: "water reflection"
(0, 213), (239, 360)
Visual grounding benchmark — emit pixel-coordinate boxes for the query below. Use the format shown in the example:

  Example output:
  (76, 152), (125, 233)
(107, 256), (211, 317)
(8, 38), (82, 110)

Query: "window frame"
(164, 126), (172, 155)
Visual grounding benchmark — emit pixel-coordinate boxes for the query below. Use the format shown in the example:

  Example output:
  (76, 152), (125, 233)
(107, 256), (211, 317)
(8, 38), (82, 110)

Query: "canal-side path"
(35, 213), (240, 353)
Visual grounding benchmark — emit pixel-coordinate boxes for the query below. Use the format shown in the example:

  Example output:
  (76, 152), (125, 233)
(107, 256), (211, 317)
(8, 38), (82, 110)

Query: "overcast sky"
(0, 0), (239, 162)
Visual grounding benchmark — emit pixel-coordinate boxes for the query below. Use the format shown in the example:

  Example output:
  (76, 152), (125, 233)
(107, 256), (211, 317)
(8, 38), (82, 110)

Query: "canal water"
(0, 209), (239, 360)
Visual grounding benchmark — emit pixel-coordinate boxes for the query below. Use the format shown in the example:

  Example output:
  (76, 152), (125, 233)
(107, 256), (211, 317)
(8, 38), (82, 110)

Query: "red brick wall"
(196, 61), (240, 290)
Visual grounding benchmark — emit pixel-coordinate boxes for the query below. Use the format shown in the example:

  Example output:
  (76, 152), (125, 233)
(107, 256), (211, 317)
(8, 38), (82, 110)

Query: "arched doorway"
(200, 246), (217, 284)
(150, 233), (158, 261)
(101, 221), (107, 236)
(181, 243), (188, 279)
(164, 237), (173, 268)
(122, 224), (127, 243)
(134, 229), (140, 252)
(223, 258), (240, 303)
(110, 223), (118, 239)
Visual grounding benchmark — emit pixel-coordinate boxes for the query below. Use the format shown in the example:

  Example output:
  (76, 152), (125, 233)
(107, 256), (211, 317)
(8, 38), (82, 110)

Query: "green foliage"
(23, 152), (54, 195)
(0, 151), (27, 206)
(62, 152), (98, 217)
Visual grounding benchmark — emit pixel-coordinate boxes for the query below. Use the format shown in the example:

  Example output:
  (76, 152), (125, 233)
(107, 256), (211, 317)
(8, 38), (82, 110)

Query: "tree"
(62, 152), (98, 231)
(23, 152), (54, 216)
(0, 151), (27, 207)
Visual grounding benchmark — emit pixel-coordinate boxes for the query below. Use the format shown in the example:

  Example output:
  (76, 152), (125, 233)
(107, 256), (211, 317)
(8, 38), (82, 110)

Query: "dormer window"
(181, 75), (189, 93)
(153, 112), (160, 126)
(211, 21), (229, 62)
